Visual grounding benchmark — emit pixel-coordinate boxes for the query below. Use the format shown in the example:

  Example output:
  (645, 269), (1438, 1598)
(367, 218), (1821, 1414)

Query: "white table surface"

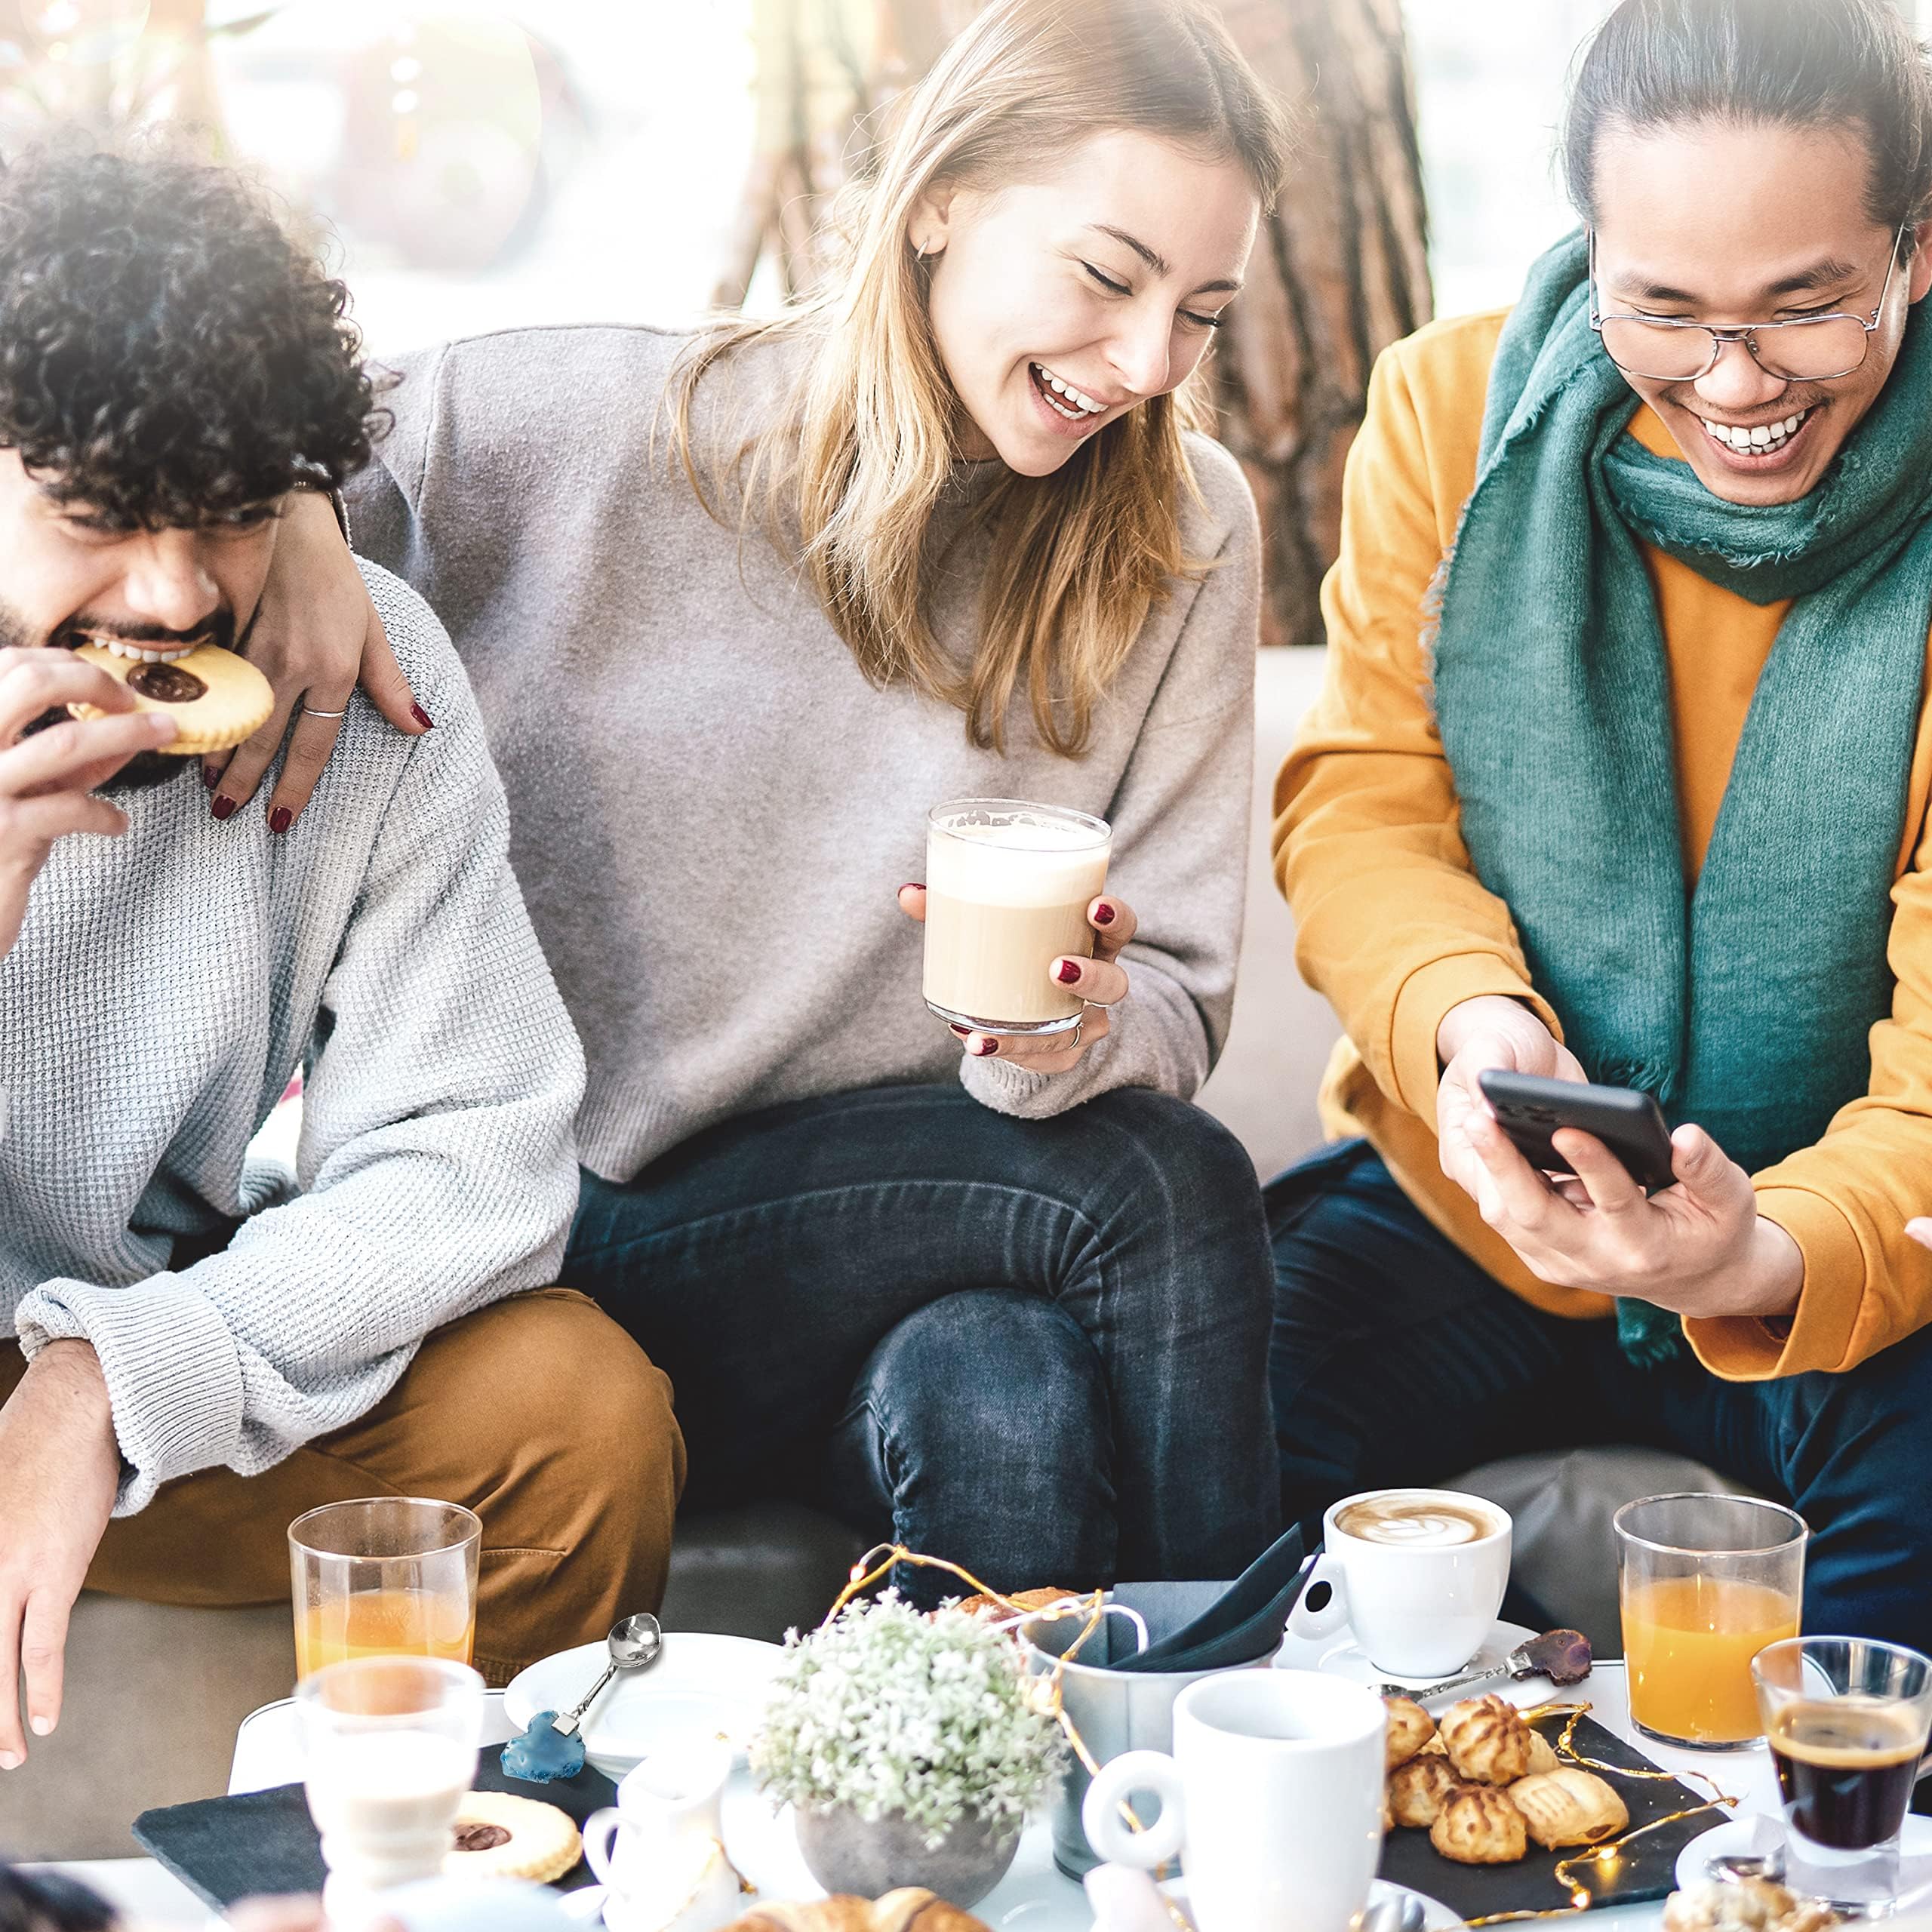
(42, 1657), (1781, 1929)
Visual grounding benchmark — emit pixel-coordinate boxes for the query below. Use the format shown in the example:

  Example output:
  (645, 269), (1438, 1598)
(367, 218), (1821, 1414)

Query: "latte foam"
(1335, 1496), (1499, 1548)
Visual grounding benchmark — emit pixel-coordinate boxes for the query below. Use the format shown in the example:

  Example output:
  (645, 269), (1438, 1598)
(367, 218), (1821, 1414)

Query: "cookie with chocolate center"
(69, 641), (274, 756)
(442, 1789), (582, 1883)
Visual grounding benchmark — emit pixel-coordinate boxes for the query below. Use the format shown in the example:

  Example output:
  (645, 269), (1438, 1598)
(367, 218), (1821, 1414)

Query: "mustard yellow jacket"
(1275, 308), (1932, 1380)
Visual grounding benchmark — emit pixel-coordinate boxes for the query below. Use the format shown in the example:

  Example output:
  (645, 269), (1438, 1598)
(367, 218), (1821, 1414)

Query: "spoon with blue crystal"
(501, 1612), (664, 1783)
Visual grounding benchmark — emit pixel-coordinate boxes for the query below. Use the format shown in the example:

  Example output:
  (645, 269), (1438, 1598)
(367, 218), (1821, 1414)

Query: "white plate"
(503, 1632), (786, 1780)
(1677, 1813), (1932, 1902)
(713, 1777), (1458, 1932)
(1275, 1620), (1543, 1708)
(1157, 1878), (1460, 1932)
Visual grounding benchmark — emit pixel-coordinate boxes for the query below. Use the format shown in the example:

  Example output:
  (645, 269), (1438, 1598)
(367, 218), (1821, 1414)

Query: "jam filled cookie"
(69, 641), (273, 756)
(443, 1789), (582, 1883)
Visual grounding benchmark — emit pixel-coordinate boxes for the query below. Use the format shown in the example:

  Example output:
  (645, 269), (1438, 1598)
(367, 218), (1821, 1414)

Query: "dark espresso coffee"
(1769, 1700), (1925, 1850)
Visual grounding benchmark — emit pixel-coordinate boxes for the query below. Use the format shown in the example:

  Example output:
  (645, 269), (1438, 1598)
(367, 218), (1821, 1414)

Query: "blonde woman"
(228, 0), (1289, 1598)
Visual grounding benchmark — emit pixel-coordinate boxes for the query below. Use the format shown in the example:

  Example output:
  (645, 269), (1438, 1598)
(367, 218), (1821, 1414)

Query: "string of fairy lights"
(824, 1549), (1744, 1932)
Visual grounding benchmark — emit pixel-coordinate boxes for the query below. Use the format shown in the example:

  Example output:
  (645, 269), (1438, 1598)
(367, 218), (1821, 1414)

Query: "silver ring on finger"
(1069, 1018), (1084, 1052)
(300, 705), (349, 718)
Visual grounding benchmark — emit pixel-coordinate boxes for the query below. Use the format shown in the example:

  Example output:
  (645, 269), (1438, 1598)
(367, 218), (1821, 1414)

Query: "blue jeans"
(568, 1084), (1279, 1607)
(1269, 1140), (1932, 1650)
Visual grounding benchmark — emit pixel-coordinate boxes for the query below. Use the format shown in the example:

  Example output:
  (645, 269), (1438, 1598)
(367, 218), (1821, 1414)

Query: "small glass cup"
(1752, 1636), (1932, 1918)
(921, 798), (1112, 1035)
(298, 1654), (484, 1917)
(1615, 1492), (1807, 1749)
(290, 1497), (481, 1681)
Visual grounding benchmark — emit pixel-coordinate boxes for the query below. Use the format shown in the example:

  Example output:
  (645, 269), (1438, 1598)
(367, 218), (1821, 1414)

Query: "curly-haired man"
(0, 145), (685, 1770)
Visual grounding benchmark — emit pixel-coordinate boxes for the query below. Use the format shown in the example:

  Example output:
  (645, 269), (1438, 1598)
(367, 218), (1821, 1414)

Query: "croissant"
(1523, 1726), (1561, 1777)
(1389, 1750), (1461, 1827)
(1439, 1694), (1536, 1786)
(1429, 1783), (1527, 1865)
(1384, 1695), (1435, 1768)
(721, 1894), (990, 1932)
(1660, 1880), (1838, 1932)
(1508, 1768), (1629, 1849)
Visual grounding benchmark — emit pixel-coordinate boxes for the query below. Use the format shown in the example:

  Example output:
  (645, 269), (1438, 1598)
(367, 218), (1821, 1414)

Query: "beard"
(1, 593), (256, 795)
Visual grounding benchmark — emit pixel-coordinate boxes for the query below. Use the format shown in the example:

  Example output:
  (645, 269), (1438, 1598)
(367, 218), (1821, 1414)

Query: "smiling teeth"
(1032, 364), (1105, 417)
(1704, 409), (1809, 454)
(82, 635), (201, 663)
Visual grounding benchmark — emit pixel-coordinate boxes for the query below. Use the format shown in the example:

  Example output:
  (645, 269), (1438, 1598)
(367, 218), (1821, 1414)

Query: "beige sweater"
(346, 326), (1262, 1180)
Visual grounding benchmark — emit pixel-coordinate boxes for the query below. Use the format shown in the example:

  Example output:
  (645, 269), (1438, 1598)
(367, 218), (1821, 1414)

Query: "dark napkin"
(131, 1755), (617, 1912)
(1377, 1707), (1721, 1918)
(1108, 1523), (1311, 1673)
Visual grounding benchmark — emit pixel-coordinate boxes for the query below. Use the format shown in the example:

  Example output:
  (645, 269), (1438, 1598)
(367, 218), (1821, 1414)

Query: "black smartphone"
(1475, 1069), (1678, 1194)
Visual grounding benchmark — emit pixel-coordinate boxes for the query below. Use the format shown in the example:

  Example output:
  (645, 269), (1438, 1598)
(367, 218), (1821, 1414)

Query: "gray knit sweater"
(347, 326), (1261, 1181)
(3, 562), (583, 1513)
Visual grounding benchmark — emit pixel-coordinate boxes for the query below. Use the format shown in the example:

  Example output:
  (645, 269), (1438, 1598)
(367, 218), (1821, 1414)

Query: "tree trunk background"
(724, 0), (1432, 645)
(1212, 0), (1432, 645)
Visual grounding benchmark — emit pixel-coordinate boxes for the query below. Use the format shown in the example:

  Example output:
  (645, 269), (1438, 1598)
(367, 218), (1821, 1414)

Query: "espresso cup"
(1081, 1670), (1386, 1932)
(1287, 1487), (1512, 1679)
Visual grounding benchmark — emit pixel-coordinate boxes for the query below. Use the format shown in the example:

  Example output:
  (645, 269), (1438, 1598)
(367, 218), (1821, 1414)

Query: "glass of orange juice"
(1616, 1493), (1807, 1749)
(289, 1497), (481, 1681)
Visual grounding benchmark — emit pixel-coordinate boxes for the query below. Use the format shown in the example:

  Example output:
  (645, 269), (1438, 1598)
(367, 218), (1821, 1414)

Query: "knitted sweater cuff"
(13, 1275), (244, 1514)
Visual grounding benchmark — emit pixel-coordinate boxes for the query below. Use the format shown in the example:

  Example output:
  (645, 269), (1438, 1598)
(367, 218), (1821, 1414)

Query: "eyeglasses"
(1589, 223), (1909, 382)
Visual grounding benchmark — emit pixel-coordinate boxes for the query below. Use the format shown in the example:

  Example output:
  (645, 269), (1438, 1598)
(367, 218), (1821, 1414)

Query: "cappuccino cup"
(1287, 1487), (1512, 1679)
(1081, 1670), (1386, 1932)
(922, 798), (1110, 1034)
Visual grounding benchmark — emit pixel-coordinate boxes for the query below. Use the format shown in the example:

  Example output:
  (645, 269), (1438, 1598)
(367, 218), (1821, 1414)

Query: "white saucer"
(1275, 1620), (1541, 1707)
(1678, 1814), (1932, 1901)
(1156, 1877), (1459, 1932)
(503, 1632), (785, 1780)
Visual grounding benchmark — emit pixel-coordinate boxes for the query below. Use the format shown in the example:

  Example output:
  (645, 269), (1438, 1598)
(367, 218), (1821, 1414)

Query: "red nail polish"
(973, 1037), (998, 1057)
(201, 764), (219, 791)
(1056, 959), (1082, 985)
(269, 807), (292, 835)
(949, 1024), (970, 1036)
(1092, 902), (1116, 926)
(411, 703), (434, 731)
(211, 796), (237, 823)
(901, 883), (924, 894)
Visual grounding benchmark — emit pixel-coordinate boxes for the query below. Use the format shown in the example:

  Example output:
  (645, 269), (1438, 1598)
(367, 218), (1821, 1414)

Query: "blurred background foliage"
(0, 0), (1715, 641)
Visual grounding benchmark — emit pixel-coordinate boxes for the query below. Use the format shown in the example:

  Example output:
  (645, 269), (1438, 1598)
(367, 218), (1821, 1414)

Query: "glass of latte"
(922, 799), (1111, 1035)
(299, 1654), (485, 1920)
(1751, 1636), (1932, 1917)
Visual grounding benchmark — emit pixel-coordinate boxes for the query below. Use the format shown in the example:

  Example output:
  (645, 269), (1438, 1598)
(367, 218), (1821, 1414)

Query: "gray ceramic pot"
(794, 1801), (1021, 1909)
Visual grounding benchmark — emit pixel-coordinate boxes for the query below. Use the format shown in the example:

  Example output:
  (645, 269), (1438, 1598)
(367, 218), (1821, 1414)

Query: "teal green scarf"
(1432, 230), (1932, 1366)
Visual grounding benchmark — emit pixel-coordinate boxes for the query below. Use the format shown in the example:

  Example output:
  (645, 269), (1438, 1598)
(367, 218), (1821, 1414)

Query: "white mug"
(1288, 1486), (1512, 1679)
(1081, 1670), (1386, 1932)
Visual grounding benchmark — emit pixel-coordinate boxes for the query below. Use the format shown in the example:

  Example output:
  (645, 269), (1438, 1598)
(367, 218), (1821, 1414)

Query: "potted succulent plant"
(749, 1593), (1066, 1908)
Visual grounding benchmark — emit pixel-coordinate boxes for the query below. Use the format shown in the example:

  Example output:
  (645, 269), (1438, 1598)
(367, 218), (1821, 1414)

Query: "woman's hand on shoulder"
(205, 489), (429, 830)
(897, 884), (1132, 1074)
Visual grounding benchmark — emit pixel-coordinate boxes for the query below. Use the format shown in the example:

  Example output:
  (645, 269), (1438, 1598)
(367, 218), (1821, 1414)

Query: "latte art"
(1335, 1497), (1500, 1547)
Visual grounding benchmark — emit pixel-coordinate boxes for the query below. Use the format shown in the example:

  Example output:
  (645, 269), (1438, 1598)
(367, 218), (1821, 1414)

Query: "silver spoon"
(550, 1612), (663, 1738)
(1376, 1629), (1593, 1704)
(1358, 1894), (1427, 1932)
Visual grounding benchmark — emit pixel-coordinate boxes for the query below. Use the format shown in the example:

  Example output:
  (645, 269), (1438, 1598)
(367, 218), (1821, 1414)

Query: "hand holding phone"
(1475, 1069), (1677, 1195)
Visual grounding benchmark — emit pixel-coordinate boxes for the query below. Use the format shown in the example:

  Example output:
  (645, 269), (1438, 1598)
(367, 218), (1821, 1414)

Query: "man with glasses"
(1269, 0), (1932, 1644)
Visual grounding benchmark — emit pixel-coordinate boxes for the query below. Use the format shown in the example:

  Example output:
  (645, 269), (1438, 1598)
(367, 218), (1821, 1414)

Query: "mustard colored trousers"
(1, 1287), (686, 1685)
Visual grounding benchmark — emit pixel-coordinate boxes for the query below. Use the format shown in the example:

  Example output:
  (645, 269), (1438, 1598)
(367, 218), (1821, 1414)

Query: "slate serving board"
(131, 1755), (617, 1911)
(1377, 1708), (1721, 1920)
